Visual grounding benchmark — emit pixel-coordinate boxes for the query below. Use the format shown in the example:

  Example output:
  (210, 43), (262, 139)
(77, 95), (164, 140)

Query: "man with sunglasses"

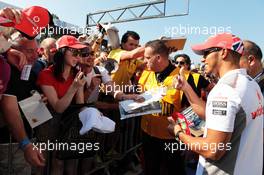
(80, 47), (144, 104)
(168, 33), (263, 175)
(174, 54), (191, 70)
(174, 54), (211, 105)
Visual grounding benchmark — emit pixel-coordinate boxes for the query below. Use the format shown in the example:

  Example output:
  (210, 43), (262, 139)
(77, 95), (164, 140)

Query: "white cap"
(79, 107), (115, 135)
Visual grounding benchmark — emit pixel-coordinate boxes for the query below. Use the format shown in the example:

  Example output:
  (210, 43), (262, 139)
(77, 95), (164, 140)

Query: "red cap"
(191, 33), (244, 55)
(56, 35), (87, 49)
(14, 6), (50, 38)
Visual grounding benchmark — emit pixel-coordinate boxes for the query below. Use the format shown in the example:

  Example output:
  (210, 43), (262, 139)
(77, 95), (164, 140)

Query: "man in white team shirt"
(168, 33), (263, 175)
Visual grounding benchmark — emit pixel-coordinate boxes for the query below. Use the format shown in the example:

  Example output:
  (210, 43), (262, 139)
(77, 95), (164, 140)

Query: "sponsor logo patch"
(212, 109), (227, 116)
(212, 101), (227, 108)
(251, 105), (264, 119)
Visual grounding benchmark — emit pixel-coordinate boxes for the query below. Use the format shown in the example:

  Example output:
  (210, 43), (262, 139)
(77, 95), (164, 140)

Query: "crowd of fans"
(0, 5), (263, 175)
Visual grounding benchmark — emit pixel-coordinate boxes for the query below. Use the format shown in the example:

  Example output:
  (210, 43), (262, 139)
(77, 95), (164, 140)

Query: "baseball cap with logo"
(191, 33), (244, 55)
(56, 35), (87, 49)
(0, 6), (51, 39)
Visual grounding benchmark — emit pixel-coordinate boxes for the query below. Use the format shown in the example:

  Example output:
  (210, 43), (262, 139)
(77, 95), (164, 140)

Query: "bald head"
(40, 37), (56, 63)
(240, 40), (263, 78)
(40, 38), (56, 49)
(243, 40), (262, 61)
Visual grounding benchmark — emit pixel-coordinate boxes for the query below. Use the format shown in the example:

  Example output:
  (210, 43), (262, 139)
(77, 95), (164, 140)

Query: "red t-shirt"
(37, 66), (74, 99)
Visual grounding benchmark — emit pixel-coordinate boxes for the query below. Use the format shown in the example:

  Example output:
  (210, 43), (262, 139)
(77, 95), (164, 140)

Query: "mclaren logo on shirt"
(251, 91), (264, 119)
(251, 105), (264, 119)
(212, 109), (227, 116)
(212, 101), (227, 108)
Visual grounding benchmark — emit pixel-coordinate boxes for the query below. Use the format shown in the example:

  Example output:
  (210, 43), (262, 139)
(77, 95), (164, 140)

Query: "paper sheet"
(120, 86), (166, 112)
(19, 92), (53, 128)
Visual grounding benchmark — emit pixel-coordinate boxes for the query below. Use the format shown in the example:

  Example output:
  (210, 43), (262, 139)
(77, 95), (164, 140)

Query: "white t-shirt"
(85, 66), (112, 103)
(196, 69), (263, 175)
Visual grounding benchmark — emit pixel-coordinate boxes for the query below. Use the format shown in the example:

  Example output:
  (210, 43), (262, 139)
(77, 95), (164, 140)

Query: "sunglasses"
(81, 51), (95, 58)
(203, 47), (222, 58)
(67, 48), (94, 57)
(175, 61), (185, 65)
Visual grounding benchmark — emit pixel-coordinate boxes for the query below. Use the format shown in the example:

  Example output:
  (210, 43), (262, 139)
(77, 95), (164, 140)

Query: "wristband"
(19, 137), (31, 150)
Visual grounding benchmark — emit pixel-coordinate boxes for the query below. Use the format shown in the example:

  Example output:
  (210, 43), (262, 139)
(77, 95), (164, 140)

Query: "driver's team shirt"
(196, 69), (263, 175)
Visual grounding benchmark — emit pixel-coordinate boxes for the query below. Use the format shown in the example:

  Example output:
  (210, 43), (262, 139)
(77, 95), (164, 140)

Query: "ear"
(220, 49), (228, 60)
(156, 54), (162, 61)
(248, 55), (256, 66)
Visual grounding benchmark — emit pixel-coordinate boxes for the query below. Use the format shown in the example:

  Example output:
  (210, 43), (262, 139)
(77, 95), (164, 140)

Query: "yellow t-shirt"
(139, 67), (185, 139)
(108, 48), (144, 87)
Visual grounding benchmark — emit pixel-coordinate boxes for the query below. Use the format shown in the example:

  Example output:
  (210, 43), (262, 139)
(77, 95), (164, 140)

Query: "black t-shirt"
(6, 65), (38, 101)
(181, 73), (210, 108)
(0, 65), (38, 143)
(155, 62), (176, 83)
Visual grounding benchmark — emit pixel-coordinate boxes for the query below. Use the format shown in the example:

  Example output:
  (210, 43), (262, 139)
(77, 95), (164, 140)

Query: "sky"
(1, 0), (263, 65)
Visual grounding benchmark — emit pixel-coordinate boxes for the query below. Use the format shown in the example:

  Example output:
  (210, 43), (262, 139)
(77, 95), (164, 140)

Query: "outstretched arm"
(0, 95), (45, 167)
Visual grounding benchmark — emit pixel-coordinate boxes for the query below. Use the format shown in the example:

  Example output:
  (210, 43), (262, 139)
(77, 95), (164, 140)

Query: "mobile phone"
(78, 72), (84, 79)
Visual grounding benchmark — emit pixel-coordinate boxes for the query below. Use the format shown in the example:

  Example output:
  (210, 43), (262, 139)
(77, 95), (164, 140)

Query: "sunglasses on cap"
(175, 61), (185, 65)
(203, 47), (222, 58)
